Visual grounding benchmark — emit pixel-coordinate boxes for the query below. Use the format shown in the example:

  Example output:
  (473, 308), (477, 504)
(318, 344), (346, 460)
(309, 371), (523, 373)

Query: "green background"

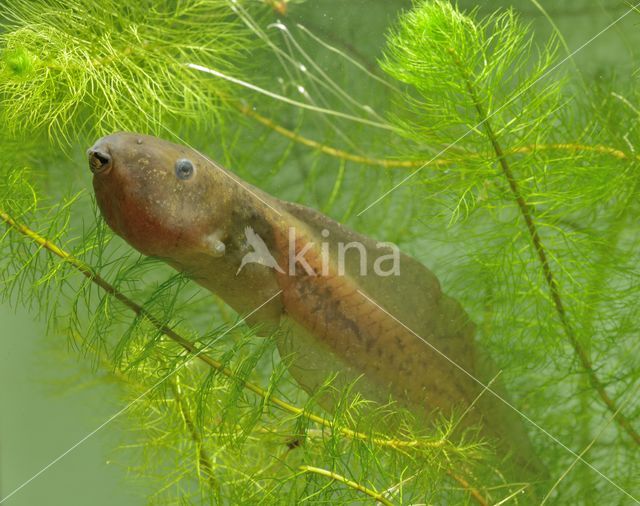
(1, 1), (637, 504)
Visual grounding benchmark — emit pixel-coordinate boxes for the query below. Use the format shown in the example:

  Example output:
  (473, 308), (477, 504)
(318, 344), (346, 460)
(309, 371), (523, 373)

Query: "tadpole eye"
(175, 159), (195, 180)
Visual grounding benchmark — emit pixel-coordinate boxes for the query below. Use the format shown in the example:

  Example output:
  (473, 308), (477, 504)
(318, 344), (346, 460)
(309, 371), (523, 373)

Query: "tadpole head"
(88, 132), (228, 259)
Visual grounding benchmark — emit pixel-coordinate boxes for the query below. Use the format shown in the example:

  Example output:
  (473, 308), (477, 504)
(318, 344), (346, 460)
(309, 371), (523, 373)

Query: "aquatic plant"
(1, 0), (639, 504)
(0, 0), (254, 144)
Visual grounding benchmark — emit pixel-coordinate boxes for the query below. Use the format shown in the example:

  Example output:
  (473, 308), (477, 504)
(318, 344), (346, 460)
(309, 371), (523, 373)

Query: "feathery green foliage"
(380, 0), (640, 502)
(0, 0), (253, 145)
(1, 0), (640, 504)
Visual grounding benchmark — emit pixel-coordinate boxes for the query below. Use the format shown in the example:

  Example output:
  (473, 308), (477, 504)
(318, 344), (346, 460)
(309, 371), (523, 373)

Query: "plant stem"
(237, 101), (638, 168)
(298, 465), (396, 506)
(447, 471), (489, 506)
(234, 102), (436, 168)
(458, 69), (640, 446)
(169, 378), (220, 495)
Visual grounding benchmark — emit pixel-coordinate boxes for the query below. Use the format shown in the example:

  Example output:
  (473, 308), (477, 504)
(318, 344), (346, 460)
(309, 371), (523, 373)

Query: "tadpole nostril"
(88, 148), (112, 174)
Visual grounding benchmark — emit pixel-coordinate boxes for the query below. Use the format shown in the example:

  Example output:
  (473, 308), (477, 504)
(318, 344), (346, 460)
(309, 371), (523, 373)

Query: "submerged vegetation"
(0, 0), (253, 144)
(1, 0), (639, 504)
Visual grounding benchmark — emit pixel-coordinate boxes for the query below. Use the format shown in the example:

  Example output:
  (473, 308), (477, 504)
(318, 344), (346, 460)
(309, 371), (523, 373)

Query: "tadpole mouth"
(88, 145), (113, 174)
